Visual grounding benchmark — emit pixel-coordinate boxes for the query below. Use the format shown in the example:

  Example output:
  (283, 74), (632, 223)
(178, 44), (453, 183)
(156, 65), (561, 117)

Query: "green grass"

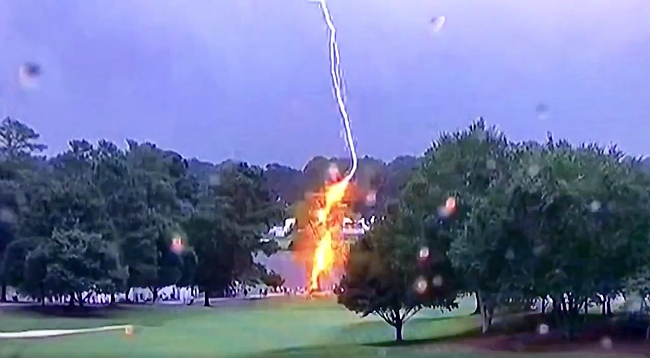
(0, 298), (636, 358)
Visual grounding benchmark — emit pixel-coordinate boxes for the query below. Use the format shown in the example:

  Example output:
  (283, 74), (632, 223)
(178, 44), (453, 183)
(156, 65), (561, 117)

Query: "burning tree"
(290, 164), (363, 293)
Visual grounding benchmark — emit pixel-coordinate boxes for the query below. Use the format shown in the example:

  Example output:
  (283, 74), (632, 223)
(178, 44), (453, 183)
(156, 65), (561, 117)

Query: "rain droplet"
(0, 208), (16, 224)
(600, 336), (612, 349)
(430, 16), (446, 33)
(414, 277), (428, 294)
(209, 174), (221, 186)
(537, 324), (549, 335)
(171, 237), (184, 254)
(528, 164), (540, 177)
(125, 325), (134, 336)
(365, 190), (377, 207)
(438, 197), (456, 218)
(432, 275), (443, 287)
(19, 62), (42, 89)
(607, 201), (616, 212)
(533, 245), (545, 256)
(505, 248), (515, 260)
(535, 103), (550, 120)
(590, 201), (601, 212)
(418, 247), (430, 260)
(486, 159), (497, 170)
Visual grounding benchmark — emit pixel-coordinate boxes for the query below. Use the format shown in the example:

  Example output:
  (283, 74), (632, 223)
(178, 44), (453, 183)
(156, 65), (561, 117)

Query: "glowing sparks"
(308, 0), (360, 292)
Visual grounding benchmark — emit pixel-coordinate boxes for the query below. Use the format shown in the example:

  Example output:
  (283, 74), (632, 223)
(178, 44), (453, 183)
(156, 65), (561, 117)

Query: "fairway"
(0, 297), (639, 358)
(0, 297), (479, 358)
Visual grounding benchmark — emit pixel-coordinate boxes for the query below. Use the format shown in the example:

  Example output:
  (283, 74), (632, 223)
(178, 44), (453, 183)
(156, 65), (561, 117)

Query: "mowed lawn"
(0, 297), (633, 358)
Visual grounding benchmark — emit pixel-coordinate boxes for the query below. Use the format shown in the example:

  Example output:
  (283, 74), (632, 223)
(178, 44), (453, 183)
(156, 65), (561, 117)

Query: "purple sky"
(1, 0), (649, 168)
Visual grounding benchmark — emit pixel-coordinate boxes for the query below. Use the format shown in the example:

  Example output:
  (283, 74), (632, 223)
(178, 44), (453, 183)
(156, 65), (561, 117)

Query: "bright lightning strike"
(310, 0), (358, 181)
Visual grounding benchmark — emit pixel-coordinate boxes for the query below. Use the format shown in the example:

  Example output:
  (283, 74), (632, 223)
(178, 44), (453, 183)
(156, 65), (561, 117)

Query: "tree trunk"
(0, 280), (6, 302)
(478, 290), (492, 333)
(394, 319), (403, 342)
(39, 283), (45, 306)
(150, 287), (158, 303)
(605, 297), (612, 316)
(203, 292), (210, 307)
(110, 293), (116, 305)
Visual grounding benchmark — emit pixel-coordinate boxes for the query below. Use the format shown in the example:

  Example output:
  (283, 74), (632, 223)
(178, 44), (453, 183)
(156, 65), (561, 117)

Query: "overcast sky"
(0, 0), (648, 168)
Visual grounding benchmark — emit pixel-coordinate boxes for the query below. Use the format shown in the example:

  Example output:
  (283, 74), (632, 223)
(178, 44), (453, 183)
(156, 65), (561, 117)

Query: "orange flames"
(309, 176), (350, 291)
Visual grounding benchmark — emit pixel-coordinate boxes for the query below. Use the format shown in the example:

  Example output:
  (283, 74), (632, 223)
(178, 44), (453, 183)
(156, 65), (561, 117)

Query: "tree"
(337, 214), (458, 342)
(401, 119), (511, 318)
(23, 228), (126, 304)
(0, 118), (46, 302)
(0, 117), (47, 159)
(188, 161), (281, 306)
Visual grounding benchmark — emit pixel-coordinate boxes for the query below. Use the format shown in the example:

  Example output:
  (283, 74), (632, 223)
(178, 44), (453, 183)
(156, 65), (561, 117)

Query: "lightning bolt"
(310, 0), (358, 181)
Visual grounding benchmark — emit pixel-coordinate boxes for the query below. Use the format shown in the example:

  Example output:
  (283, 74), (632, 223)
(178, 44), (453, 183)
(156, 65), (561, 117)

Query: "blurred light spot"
(528, 164), (540, 177)
(171, 237), (184, 254)
(505, 248), (515, 260)
(537, 324), (549, 335)
(209, 174), (221, 186)
(327, 163), (340, 181)
(486, 159), (497, 170)
(0, 207), (17, 224)
(607, 201), (616, 211)
(418, 246), (430, 261)
(590, 201), (601, 212)
(430, 16), (446, 33)
(414, 277), (428, 294)
(600, 336), (612, 349)
(19, 62), (41, 89)
(124, 325), (134, 337)
(432, 275), (443, 287)
(438, 197), (456, 218)
(533, 245), (545, 256)
(535, 103), (550, 120)
(365, 190), (377, 207)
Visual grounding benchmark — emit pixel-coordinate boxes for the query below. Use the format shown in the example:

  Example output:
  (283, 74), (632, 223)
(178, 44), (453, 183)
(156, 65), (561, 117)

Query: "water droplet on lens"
(414, 277), (428, 294)
(528, 164), (540, 177)
(0, 208), (16, 224)
(486, 159), (496, 170)
(418, 247), (430, 260)
(537, 324), (549, 335)
(600, 336), (612, 349)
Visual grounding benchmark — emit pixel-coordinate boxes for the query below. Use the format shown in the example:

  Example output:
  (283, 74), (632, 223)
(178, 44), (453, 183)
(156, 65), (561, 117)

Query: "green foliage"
(24, 228), (126, 299)
(0, 118), (284, 303)
(337, 214), (458, 341)
(400, 119), (650, 336)
(185, 161), (283, 303)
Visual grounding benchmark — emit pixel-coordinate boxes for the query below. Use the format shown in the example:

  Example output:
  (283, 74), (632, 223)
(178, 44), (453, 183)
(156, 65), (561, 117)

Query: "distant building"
(265, 216), (375, 239)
